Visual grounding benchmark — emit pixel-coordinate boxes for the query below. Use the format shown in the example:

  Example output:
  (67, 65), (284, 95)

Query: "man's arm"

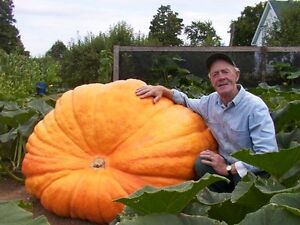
(135, 85), (208, 118)
(236, 103), (278, 177)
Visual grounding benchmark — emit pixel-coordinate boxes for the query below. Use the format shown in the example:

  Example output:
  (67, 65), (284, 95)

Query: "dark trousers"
(194, 158), (270, 193)
(194, 158), (241, 193)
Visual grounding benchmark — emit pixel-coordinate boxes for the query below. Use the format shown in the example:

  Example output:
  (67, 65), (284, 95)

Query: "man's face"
(209, 60), (239, 97)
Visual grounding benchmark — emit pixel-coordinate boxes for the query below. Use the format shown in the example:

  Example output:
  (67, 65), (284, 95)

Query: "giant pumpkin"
(22, 79), (217, 224)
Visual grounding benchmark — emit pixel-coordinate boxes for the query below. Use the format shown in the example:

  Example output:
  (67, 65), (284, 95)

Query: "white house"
(251, 0), (295, 46)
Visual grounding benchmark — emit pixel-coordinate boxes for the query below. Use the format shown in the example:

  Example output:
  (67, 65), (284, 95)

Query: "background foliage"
(230, 2), (265, 46)
(0, 0), (25, 54)
(0, 50), (61, 100)
(266, 2), (300, 46)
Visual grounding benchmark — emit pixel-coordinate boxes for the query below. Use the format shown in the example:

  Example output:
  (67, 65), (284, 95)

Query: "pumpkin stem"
(91, 158), (105, 169)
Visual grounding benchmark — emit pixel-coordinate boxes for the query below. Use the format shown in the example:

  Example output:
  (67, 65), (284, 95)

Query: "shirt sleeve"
(240, 102), (278, 173)
(234, 161), (248, 177)
(171, 89), (209, 119)
(249, 103), (278, 153)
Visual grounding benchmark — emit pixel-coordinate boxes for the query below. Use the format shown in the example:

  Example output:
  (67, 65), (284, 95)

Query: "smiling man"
(135, 53), (278, 192)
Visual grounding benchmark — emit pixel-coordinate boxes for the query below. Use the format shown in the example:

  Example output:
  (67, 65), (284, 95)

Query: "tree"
(184, 20), (221, 46)
(231, 2), (265, 46)
(46, 40), (67, 60)
(108, 21), (135, 46)
(149, 5), (184, 46)
(265, 3), (300, 46)
(0, 0), (25, 54)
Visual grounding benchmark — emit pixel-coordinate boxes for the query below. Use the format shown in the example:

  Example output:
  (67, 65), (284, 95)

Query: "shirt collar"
(232, 84), (245, 106)
(216, 84), (245, 108)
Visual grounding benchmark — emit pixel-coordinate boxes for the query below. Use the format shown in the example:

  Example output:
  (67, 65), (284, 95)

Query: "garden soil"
(0, 177), (97, 225)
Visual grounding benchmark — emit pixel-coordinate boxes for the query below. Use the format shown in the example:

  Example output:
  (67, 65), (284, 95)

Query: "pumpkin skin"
(22, 79), (217, 224)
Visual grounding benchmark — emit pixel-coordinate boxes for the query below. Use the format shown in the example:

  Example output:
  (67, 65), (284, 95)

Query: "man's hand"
(199, 150), (228, 176)
(135, 85), (172, 104)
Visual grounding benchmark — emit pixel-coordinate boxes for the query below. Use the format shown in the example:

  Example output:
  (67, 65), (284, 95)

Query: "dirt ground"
(0, 177), (98, 225)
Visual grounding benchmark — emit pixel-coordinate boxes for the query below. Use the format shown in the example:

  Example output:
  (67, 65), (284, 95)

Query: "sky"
(13, 0), (265, 56)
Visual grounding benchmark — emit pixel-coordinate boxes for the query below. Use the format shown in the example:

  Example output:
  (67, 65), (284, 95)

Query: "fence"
(113, 46), (300, 87)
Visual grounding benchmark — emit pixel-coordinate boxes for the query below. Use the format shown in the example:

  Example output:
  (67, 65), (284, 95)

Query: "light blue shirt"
(172, 85), (278, 175)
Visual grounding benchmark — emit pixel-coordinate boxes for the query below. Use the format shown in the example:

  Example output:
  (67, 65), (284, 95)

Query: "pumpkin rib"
(25, 170), (72, 198)
(32, 111), (91, 158)
(41, 111), (92, 158)
(115, 130), (211, 159)
(110, 131), (214, 171)
(112, 166), (186, 187)
(109, 168), (140, 194)
(137, 175), (185, 186)
(71, 85), (100, 154)
(54, 94), (94, 155)
(110, 108), (209, 159)
(22, 152), (89, 176)
(105, 101), (174, 157)
(26, 134), (91, 161)
(90, 172), (106, 223)
(69, 170), (94, 220)
(38, 171), (77, 204)
(101, 177), (127, 222)
(41, 171), (82, 216)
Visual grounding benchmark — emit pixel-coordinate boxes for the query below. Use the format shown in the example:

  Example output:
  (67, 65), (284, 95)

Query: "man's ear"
(235, 68), (240, 82)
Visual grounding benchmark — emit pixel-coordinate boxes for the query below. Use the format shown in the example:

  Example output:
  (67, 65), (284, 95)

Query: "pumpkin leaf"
(26, 98), (53, 116)
(270, 192), (300, 209)
(115, 213), (227, 225)
(254, 176), (300, 194)
(116, 174), (228, 214)
(17, 114), (40, 137)
(272, 100), (300, 132)
(232, 146), (300, 178)
(279, 162), (300, 187)
(231, 179), (270, 209)
(0, 200), (49, 225)
(276, 129), (300, 149)
(0, 109), (35, 127)
(197, 188), (231, 205)
(182, 201), (210, 216)
(207, 199), (251, 225)
(237, 203), (300, 225)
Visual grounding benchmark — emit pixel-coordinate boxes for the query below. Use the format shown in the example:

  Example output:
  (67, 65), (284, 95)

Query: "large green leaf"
(0, 201), (49, 225)
(0, 129), (17, 143)
(27, 98), (53, 116)
(197, 188), (231, 205)
(0, 101), (19, 111)
(232, 147), (300, 178)
(279, 162), (300, 187)
(182, 201), (210, 216)
(254, 176), (300, 194)
(272, 100), (300, 131)
(115, 213), (227, 225)
(237, 203), (300, 225)
(0, 109), (35, 127)
(276, 129), (300, 149)
(116, 174), (228, 214)
(208, 199), (251, 225)
(270, 192), (300, 210)
(231, 179), (270, 209)
(18, 114), (40, 137)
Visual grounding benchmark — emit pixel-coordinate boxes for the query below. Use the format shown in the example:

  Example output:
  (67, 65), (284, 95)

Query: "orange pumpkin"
(22, 79), (217, 224)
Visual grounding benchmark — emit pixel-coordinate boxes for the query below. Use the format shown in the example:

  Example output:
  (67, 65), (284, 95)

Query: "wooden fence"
(113, 46), (300, 86)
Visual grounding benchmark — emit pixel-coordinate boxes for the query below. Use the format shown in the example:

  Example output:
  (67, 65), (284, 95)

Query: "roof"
(269, 0), (299, 20)
(251, 0), (300, 45)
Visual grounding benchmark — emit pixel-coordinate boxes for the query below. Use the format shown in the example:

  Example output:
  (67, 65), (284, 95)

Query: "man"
(135, 53), (278, 192)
